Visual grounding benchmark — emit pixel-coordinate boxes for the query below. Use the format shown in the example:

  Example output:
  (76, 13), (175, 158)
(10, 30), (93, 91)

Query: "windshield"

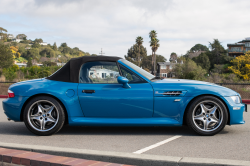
(119, 59), (155, 80)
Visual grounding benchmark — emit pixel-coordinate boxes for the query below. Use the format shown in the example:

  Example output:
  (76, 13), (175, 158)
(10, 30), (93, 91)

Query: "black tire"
(186, 96), (228, 136)
(23, 96), (65, 136)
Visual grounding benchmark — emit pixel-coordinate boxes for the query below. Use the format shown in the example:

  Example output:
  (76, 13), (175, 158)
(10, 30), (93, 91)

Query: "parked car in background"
(2, 56), (247, 136)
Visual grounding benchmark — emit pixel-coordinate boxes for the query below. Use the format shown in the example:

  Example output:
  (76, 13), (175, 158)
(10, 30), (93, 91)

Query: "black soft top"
(47, 56), (122, 83)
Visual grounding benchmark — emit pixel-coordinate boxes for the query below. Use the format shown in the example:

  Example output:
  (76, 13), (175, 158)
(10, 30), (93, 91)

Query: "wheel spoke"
(210, 116), (219, 123)
(194, 114), (204, 121)
(46, 106), (54, 114)
(30, 115), (41, 120)
(46, 117), (56, 123)
(37, 104), (45, 114)
(200, 104), (207, 114)
(210, 106), (218, 115)
(203, 119), (210, 130)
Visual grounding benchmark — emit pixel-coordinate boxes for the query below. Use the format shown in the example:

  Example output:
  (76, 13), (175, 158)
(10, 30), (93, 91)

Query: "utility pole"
(99, 48), (105, 56)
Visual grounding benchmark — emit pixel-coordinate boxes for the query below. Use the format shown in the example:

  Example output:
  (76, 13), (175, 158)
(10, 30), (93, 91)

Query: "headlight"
(230, 96), (241, 104)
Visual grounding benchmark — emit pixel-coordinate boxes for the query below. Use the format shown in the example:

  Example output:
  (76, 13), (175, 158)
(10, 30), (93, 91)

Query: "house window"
(170, 65), (172, 69)
(162, 73), (167, 77)
(245, 42), (250, 47)
(161, 65), (166, 69)
(102, 73), (106, 78)
(110, 73), (114, 78)
(231, 47), (241, 52)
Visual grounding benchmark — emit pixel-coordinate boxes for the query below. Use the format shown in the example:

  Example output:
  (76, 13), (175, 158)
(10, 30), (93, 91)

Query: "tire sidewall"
(23, 96), (65, 136)
(186, 96), (228, 136)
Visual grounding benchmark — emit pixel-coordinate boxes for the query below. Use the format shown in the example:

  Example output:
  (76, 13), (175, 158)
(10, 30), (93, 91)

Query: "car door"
(77, 61), (154, 118)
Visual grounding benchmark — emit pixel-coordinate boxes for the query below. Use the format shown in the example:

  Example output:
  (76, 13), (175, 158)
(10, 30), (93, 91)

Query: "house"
(57, 63), (66, 66)
(227, 37), (250, 57)
(157, 62), (175, 78)
(15, 63), (27, 68)
(7, 34), (15, 39)
(12, 39), (23, 43)
(188, 50), (206, 59)
(39, 42), (47, 46)
(89, 68), (119, 79)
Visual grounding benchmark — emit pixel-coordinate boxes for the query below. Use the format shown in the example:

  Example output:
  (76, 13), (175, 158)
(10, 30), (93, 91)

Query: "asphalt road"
(0, 99), (249, 161)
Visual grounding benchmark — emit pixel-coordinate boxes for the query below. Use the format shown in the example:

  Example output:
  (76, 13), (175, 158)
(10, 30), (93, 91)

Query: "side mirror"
(117, 76), (131, 89)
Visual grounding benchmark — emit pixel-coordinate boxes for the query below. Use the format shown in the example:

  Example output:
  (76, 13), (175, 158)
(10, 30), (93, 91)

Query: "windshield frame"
(118, 59), (155, 81)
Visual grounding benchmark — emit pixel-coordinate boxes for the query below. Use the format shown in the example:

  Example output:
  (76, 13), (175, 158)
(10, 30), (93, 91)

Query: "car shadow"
(0, 121), (229, 136)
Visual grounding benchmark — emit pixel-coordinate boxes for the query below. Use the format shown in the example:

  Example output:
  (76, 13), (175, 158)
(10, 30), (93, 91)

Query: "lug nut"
(210, 114), (213, 116)
(47, 114), (50, 116)
(208, 118), (211, 121)
(45, 118), (47, 120)
(204, 118), (206, 120)
(40, 117), (42, 120)
(207, 111), (209, 113)
(203, 113), (205, 115)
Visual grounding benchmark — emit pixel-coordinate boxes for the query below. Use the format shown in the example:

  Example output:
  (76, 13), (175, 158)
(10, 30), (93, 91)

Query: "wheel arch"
(20, 93), (69, 124)
(182, 94), (230, 125)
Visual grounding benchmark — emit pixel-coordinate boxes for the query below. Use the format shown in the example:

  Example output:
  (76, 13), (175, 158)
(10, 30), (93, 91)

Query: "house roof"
(47, 56), (122, 83)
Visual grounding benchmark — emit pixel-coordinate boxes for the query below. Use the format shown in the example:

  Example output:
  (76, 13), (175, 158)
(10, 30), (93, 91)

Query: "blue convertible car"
(2, 56), (246, 136)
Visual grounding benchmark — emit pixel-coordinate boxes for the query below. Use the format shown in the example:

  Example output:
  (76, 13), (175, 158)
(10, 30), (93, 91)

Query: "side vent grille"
(163, 91), (182, 96)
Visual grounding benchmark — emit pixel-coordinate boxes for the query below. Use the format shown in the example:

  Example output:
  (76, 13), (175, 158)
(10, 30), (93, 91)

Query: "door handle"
(82, 90), (95, 93)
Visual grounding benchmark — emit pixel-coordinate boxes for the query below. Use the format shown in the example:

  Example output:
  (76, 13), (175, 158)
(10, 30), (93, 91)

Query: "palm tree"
(149, 30), (159, 75)
(150, 38), (160, 75)
(136, 36), (143, 67)
(0, 27), (7, 33)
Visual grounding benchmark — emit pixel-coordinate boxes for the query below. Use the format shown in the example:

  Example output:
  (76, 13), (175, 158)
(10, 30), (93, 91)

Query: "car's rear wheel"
(186, 96), (228, 136)
(23, 96), (65, 136)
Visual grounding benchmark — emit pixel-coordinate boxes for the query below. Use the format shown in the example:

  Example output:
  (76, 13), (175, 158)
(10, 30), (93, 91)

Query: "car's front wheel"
(23, 96), (65, 136)
(186, 96), (228, 136)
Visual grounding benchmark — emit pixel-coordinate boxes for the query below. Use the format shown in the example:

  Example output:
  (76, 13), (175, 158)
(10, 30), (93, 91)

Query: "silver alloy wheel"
(192, 100), (223, 132)
(27, 100), (59, 132)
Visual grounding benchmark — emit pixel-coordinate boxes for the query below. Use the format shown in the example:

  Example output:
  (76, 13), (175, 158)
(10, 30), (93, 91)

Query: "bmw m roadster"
(2, 56), (246, 136)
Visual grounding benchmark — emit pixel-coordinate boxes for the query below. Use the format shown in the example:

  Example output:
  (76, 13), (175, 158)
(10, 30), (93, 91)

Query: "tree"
(27, 48), (39, 60)
(32, 43), (41, 48)
(169, 52), (177, 63)
(34, 38), (43, 44)
(135, 36), (143, 67)
(60, 43), (68, 47)
(192, 52), (210, 71)
(0, 27), (8, 41)
(174, 58), (207, 80)
(228, 51), (250, 80)
(125, 44), (147, 66)
(27, 58), (33, 67)
(16, 34), (27, 39)
(0, 27), (7, 33)
(190, 44), (209, 52)
(207, 39), (227, 68)
(53, 42), (57, 51)
(10, 46), (21, 59)
(0, 43), (13, 68)
(141, 54), (166, 72)
(149, 30), (157, 74)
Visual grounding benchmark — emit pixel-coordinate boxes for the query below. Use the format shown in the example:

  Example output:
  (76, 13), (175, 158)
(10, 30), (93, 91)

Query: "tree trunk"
(138, 45), (140, 67)
(151, 50), (154, 74)
(154, 51), (156, 76)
